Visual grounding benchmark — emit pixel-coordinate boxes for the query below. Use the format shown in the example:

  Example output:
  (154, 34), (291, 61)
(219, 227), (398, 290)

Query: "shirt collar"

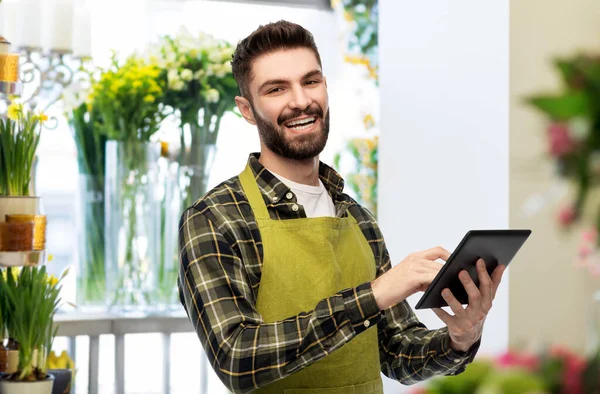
(247, 153), (345, 202)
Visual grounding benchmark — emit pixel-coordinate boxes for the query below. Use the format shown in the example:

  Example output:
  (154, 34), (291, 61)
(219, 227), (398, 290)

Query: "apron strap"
(239, 164), (271, 220)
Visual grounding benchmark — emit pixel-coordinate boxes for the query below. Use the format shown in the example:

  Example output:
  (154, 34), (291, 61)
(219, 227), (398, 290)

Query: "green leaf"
(526, 91), (590, 121)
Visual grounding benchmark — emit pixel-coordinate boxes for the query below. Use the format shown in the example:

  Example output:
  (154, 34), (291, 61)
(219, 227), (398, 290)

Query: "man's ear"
(235, 96), (256, 126)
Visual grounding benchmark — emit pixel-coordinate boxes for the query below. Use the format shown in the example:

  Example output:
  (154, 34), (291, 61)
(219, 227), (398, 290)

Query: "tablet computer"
(415, 229), (531, 310)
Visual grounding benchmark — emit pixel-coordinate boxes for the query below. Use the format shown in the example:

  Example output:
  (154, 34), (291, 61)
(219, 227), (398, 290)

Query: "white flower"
(220, 47), (234, 62)
(193, 69), (206, 80)
(180, 69), (193, 81)
(221, 62), (232, 73)
(568, 117), (591, 141)
(204, 89), (219, 103)
(167, 69), (179, 83)
(215, 65), (227, 78)
(168, 77), (185, 91)
(166, 52), (177, 65)
(208, 49), (222, 63)
(206, 64), (215, 77)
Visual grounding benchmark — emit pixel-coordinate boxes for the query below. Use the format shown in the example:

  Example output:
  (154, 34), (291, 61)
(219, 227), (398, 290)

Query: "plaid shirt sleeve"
(372, 228), (481, 383)
(178, 207), (383, 394)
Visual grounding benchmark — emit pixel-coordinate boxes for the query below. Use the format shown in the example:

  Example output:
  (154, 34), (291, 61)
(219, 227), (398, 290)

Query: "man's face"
(240, 47), (330, 160)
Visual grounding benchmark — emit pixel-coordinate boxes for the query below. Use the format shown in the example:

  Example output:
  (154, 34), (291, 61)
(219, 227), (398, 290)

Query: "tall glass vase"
(75, 174), (106, 310)
(105, 141), (161, 311)
(155, 143), (217, 310)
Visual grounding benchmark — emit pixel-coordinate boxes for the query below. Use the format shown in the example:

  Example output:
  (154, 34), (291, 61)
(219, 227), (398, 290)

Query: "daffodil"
(6, 102), (23, 121)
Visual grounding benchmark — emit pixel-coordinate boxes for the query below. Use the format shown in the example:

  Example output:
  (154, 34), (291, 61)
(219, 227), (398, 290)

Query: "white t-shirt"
(270, 171), (336, 218)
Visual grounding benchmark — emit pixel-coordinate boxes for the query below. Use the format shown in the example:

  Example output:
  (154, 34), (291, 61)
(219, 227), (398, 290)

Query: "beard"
(252, 102), (330, 161)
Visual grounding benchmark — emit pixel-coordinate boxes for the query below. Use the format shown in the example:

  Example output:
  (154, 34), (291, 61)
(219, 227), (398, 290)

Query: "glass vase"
(75, 174), (106, 311)
(155, 144), (217, 309)
(105, 141), (161, 312)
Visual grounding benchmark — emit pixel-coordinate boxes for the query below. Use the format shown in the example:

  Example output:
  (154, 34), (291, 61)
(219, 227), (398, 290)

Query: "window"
(35, 1), (375, 392)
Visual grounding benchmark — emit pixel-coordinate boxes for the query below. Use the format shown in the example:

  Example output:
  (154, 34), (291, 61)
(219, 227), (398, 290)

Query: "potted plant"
(0, 102), (47, 221)
(0, 266), (67, 394)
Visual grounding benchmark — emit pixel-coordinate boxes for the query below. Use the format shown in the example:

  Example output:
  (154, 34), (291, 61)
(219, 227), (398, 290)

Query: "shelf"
(0, 250), (46, 267)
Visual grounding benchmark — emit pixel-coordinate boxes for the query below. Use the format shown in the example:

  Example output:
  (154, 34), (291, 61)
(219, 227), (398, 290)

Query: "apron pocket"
(283, 377), (383, 394)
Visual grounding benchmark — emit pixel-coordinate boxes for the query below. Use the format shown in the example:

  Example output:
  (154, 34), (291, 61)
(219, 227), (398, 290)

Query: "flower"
(548, 123), (577, 157)
(496, 349), (539, 372)
(6, 102), (22, 121)
(204, 88), (219, 103)
(180, 69), (193, 81)
(558, 205), (577, 227)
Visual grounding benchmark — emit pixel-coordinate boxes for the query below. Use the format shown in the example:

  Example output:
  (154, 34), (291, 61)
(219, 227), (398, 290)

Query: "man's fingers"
(442, 289), (468, 320)
(459, 270), (483, 311)
(418, 246), (451, 262)
(415, 259), (444, 272)
(433, 307), (454, 325)
(476, 259), (493, 309)
(491, 264), (506, 298)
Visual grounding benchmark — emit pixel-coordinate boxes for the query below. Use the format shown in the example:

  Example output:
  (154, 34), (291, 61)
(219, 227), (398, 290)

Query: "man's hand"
(371, 246), (450, 310)
(432, 258), (506, 352)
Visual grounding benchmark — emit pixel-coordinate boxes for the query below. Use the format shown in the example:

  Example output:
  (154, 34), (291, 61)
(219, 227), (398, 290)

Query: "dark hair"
(231, 20), (322, 99)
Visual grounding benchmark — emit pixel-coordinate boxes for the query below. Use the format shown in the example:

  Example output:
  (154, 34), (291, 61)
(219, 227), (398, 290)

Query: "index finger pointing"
(420, 246), (451, 262)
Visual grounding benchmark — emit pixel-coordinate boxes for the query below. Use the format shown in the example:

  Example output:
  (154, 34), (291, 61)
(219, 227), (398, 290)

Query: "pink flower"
(582, 228), (598, 243)
(548, 346), (587, 394)
(408, 388), (429, 394)
(548, 123), (576, 157)
(496, 350), (539, 372)
(558, 206), (577, 227)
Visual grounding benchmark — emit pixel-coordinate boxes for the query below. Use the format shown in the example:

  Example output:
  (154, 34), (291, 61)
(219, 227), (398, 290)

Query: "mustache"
(278, 105), (324, 126)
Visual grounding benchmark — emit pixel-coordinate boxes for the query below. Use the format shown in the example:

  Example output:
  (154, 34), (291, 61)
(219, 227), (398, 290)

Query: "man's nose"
(288, 86), (312, 110)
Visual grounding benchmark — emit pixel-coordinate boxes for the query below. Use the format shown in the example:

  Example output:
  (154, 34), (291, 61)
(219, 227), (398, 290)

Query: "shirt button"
(286, 192), (293, 200)
(272, 196), (278, 202)
(454, 359), (461, 363)
(292, 204), (299, 212)
(363, 320), (370, 328)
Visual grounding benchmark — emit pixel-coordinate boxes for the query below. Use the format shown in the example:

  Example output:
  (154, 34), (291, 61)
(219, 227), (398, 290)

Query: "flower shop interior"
(1, 0), (600, 393)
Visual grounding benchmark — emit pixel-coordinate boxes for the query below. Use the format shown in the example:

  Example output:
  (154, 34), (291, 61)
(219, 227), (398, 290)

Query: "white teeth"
(289, 122), (313, 131)
(286, 117), (316, 127)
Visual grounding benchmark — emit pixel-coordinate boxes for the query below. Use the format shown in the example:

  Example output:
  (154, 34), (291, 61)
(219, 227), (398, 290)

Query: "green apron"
(239, 165), (383, 394)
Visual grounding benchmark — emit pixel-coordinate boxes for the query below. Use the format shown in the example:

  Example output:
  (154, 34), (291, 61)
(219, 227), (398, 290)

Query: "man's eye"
(268, 88), (283, 93)
(306, 80), (319, 85)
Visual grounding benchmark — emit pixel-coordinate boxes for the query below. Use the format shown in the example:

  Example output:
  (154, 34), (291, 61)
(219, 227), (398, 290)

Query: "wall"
(509, 0), (600, 353)
(379, 0), (509, 392)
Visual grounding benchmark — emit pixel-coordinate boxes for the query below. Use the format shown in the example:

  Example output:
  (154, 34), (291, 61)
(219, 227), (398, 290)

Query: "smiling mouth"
(283, 116), (318, 131)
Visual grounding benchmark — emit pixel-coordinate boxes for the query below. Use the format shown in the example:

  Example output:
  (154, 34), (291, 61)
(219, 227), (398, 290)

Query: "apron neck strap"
(239, 164), (270, 220)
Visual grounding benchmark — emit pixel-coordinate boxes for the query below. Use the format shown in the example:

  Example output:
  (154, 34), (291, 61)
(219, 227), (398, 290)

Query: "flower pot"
(0, 374), (54, 394)
(0, 196), (40, 223)
(47, 369), (71, 394)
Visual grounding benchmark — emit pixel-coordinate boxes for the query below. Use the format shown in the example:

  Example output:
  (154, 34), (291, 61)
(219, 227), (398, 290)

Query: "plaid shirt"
(178, 154), (479, 393)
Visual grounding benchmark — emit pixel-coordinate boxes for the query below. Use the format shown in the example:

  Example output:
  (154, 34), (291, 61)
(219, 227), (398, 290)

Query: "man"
(178, 20), (504, 394)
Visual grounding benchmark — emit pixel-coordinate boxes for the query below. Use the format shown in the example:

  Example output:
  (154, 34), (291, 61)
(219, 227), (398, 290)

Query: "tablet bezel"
(414, 229), (531, 310)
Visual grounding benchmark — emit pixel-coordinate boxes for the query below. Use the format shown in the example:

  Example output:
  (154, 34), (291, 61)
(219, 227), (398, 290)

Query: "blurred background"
(1, 0), (600, 393)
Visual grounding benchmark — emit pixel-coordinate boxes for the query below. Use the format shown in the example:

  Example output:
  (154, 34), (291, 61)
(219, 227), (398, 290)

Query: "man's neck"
(258, 149), (320, 186)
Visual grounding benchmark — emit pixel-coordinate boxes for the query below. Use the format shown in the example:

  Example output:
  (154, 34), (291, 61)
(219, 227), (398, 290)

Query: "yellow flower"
(46, 274), (59, 287)
(36, 112), (48, 123)
(143, 95), (155, 103)
(160, 141), (169, 158)
(344, 55), (369, 66)
(132, 80), (142, 89)
(7, 102), (23, 121)
(48, 254), (54, 262)
(363, 114), (375, 130)
(344, 10), (353, 22)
